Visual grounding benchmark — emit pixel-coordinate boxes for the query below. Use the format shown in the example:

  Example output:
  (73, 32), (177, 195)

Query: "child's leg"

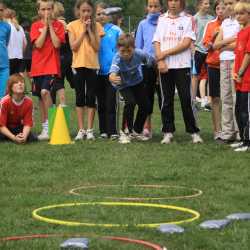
(208, 67), (221, 137)
(105, 77), (117, 136)
(120, 88), (136, 133)
(174, 68), (200, 134)
(96, 75), (107, 134)
(85, 68), (98, 131)
(133, 83), (150, 134)
(74, 68), (86, 130)
(159, 70), (176, 133)
(0, 67), (9, 99)
(220, 60), (236, 140)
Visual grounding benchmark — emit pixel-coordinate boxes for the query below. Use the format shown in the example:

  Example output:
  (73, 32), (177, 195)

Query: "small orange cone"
(49, 106), (73, 145)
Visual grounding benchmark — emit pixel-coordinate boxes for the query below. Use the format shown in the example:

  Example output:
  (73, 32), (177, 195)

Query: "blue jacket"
(109, 48), (154, 90)
(98, 23), (122, 75)
(0, 21), (11, 69)
(135, 13), (160, 58)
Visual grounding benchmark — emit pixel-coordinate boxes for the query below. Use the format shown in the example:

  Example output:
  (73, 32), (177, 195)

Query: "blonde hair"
(53, 1), (65, 19)
(37, 0), (54, 10)
(234, 1), (250, 12)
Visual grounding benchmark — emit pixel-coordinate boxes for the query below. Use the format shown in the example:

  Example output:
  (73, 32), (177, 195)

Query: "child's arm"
(68, 28), (86, 52)
(213, 28), (236, 50)
(109, 55), (122, 85)
(48, 20), (61, 49)
(87, 28), (100, 52)
(154, 42), (168, 73)
(109, 73), (121, 85)
(15, 125), (31, 143)
(235, 53), (250, 82)
(0, 126), (23, 143)
(34, 24), (48, 49)
(157, 37), (192, 60)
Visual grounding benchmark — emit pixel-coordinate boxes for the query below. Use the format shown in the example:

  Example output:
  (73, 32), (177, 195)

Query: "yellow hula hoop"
(32, 202), (200, 228)
(69, 184), (203, 201)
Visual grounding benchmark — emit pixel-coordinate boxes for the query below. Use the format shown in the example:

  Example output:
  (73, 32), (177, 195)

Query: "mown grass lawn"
(0, 86), (249, 250)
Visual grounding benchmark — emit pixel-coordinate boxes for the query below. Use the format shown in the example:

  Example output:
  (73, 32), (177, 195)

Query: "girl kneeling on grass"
(0, 73), (37, 143)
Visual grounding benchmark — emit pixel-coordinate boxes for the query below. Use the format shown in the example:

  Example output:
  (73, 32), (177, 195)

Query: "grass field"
(0, 86), (250, 250)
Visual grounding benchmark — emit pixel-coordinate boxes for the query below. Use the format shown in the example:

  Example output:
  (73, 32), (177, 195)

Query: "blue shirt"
(110, 48), (154, 90)
(0, 21), (11, 69)
(135, 13), (160, 58)
(99, 23), (122, 75)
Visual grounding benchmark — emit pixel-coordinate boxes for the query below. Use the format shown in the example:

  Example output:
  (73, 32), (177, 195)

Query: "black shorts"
(194, 51), (207, 75)
(20, 59), (32, 73)
(32, 75), (55, 98)
(208, 67), (220, 98)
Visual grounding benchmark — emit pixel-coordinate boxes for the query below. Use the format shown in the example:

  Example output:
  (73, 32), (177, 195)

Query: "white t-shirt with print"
(220, 18), (240, 61)
(153, 11), (196, 69)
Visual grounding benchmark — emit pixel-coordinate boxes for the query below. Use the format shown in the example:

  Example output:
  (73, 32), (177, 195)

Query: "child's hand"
(15, 133), (26, 144)
(85, 18), (91, 31)
(109, 73), (121, 85)
(157, 60), (168, 73)
(233, 73), (242, 83)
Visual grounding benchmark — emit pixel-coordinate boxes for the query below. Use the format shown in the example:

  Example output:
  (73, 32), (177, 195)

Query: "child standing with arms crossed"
(153, 0), (202, 144)
(213, 0), (240, 143)
(0, 2), (10, 99)
(67, 0), (104, 140)
(30, 0), (65, 140)
(232, 1), (250, 152)
(135, 0), (163, 139)
(203, 0), (226, 140)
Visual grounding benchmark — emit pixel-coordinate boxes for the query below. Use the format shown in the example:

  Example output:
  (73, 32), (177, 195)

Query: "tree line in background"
(2, 0), (197, 30)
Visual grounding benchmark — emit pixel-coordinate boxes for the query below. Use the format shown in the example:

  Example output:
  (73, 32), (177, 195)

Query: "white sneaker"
(143, 128), (152, 139)
(86, 129), (95, 140)
(38, 129), (49, 141)
(110, 134), (119, 140)
(161, 133), (173, 144)
(118, 132), (131, 144)
(230, 141), (243, 148)
(75, 129), (86, 140)
(234, 145), (249, 152)
(132, 132), (150, 141)
(99, 133), (108, 139)
(191, 133), (203, 144)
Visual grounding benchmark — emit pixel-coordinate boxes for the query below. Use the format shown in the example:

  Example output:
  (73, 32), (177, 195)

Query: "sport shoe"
(75, 129), (86, 140)
(230, 141), (243, 148)
(86, 129), (95, 140)
(110, 134), (119, 140)
(99, 133), (108, 139)
(191, 133), (203, 143)
(118, 132), (131, 144)
(38, 129), (49, 141)
(204, 103), (212, 112)
(132, 132), (150, 141)
(161, 133), (173, 144)
(143, 128), (152, 139)
(234, 145), (249, 152)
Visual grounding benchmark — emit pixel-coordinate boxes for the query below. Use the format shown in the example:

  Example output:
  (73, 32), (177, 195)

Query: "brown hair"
(117, 33), (135, 48)
(7, 74), (25, 96)
(214, 0), (224, 11)
(167, 0), (186, 11)
(74, 0), (97, 33)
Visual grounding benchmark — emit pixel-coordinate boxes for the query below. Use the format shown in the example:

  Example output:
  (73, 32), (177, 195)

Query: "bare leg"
(87, 107), (96, 130)
(211, 97), (221, 135)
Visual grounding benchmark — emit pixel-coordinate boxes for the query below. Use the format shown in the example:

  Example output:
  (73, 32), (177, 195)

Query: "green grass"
(0, 85), (250, 250)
